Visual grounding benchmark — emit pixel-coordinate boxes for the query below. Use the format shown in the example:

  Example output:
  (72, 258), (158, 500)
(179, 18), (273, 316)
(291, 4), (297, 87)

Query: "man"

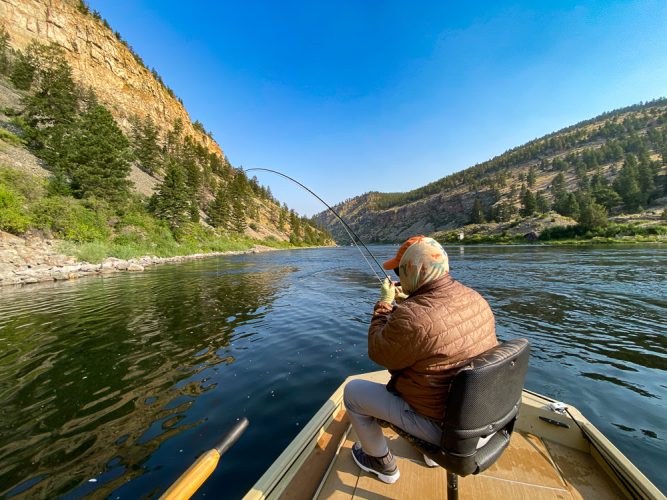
(343, 236), (497, 483)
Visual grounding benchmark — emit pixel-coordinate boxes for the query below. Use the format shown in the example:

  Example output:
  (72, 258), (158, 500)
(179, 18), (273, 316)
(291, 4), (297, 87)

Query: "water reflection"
(0, 261), (287, 497)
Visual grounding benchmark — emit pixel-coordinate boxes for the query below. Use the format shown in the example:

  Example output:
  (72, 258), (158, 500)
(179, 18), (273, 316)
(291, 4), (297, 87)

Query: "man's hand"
(395, 286), (409, 304)
(380, 278), (396, 304)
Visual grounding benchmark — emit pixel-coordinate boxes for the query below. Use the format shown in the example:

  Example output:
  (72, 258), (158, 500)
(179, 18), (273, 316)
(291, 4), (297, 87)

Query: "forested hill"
(0, 0), (332, 248)
(314, 100), (667, 243)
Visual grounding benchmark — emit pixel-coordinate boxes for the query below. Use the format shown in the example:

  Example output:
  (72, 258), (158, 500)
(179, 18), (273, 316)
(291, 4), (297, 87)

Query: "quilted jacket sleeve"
(368, 301), (423, 370)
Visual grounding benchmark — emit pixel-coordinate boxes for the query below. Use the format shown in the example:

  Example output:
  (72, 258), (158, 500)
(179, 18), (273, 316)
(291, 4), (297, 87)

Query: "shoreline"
(0, 231), (283, 287)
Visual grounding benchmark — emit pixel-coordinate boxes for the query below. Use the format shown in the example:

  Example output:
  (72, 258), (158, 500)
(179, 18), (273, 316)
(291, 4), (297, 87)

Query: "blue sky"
(87, 1), (667, 216)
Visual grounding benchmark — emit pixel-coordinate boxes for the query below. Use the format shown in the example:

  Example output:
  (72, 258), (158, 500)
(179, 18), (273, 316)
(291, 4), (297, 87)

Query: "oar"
(160, 418), (249, 500)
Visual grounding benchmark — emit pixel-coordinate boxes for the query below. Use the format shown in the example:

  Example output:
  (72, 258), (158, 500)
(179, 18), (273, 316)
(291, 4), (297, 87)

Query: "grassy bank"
(58, 233), (298, 264)
(434, 221), (667, 245)
(0, 165), (310, 264)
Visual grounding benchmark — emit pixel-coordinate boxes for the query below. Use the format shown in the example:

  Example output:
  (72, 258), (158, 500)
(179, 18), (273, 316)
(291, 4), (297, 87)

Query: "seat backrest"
(442, 339), (530, 454)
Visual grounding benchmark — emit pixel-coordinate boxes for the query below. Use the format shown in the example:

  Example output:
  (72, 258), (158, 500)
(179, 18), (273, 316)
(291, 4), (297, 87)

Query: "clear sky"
(87, 0), (667, 216)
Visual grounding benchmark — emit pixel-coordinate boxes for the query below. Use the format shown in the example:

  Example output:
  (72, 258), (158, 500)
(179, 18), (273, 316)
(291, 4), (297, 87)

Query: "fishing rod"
(244, 168), (391, 284)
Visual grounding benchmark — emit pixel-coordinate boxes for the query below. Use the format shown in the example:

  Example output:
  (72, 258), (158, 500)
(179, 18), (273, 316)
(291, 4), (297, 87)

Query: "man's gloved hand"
(380, 278), (396, 304)
(395, 286), (409, 304)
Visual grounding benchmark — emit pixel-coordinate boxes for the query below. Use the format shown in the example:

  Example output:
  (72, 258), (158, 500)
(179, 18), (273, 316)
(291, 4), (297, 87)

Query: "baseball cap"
(382, 235), (425, 270)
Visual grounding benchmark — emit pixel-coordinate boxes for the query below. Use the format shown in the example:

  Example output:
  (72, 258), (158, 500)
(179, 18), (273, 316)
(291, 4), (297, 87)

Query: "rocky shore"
(0, 231), (277, 287)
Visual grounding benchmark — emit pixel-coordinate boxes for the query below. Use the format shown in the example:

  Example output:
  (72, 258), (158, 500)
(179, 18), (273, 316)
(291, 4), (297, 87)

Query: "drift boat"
(243, 370), (663, 500)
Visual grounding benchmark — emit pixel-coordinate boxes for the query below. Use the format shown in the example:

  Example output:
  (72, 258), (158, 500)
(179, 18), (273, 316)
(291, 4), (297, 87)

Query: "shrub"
(0, 184), (31, 233)
(31, 196), (110, 241)
(0, 128), (25, 147)
(0, 166), (44, 201)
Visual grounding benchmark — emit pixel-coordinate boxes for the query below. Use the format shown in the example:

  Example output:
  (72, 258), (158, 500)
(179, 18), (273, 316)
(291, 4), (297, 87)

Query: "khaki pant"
(343, 379), (442, 458)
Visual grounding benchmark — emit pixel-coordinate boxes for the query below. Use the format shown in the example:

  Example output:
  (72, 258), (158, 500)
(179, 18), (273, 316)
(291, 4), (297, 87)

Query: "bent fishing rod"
(244, 168), (391, 284)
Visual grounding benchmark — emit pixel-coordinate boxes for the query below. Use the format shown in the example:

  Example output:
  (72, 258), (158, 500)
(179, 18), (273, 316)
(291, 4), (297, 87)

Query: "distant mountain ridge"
(314, 99), (667, 243)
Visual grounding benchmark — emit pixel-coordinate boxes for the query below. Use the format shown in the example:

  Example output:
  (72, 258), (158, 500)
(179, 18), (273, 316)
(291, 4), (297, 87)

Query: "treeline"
(0, 29), (331, 248)
(469, 130), (666, 230)
(373, 99), (667, 210)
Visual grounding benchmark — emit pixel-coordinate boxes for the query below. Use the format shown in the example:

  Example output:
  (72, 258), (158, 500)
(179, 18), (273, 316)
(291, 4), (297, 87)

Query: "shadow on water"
(0, 245), (665, 497)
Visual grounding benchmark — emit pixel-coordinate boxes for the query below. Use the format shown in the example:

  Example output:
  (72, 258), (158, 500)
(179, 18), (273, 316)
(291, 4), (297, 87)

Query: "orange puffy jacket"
(369, 274), (497, 421)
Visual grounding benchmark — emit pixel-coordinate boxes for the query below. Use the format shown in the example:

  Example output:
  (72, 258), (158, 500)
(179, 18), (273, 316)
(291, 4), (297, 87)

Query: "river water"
(0, 245), (665, 498)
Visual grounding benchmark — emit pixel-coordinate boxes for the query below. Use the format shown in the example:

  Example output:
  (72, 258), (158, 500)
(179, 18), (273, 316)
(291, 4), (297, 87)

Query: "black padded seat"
(379, 338), (530, 499)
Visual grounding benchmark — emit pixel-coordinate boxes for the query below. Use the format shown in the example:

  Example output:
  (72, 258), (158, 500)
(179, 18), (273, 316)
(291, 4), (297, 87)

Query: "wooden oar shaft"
(160, 449), (220, 500)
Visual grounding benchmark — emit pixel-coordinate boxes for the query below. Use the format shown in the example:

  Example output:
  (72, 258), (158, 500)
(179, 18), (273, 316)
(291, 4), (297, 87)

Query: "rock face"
(0, 0), (223, 158)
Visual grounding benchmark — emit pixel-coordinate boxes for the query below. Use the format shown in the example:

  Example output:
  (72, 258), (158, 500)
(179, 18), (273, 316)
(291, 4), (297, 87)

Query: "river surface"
(0, 245), (665, 498)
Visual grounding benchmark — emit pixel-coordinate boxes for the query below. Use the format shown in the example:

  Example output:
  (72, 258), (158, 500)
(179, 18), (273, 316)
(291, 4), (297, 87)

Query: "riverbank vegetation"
(0, 29), (332, 262)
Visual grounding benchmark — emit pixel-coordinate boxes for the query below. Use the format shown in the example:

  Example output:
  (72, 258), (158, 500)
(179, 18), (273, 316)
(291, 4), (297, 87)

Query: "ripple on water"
(0, 246), (665, 497)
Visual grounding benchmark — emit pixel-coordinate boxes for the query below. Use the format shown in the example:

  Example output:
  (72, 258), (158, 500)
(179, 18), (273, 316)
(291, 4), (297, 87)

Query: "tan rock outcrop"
(0, 0), (224, 158)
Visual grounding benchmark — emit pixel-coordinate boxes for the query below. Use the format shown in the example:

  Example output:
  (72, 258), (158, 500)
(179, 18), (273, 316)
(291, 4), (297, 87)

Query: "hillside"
(314, 100), (667, 243)
(0, 0), (332, 248)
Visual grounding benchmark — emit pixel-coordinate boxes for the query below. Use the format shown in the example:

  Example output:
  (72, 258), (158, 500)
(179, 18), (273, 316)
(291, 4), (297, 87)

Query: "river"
(0, 245), (665, 498)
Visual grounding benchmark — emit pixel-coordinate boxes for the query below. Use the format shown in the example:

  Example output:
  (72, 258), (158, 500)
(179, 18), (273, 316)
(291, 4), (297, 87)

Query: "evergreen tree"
(560, 193), (580, 219)
(0, 27), (9, 75)
(551, 172), (567, 200)
(21, 44), (79, 165)
(471, 198), (485, 223)
(613, 155), (643, 211)
(208, 184), (231, 229)
(231, 197), (246, 233)
(577, 194), (608, 230)
(535, 191), (550, 213)
(131, 115), (163, 175)
(520, 187), (537, 216)
(152, 160), (190, 231)
(10, 48), (36, 89)
(63, 104), (133, 203)
(527, 165), (537, 188)
(590, 171), (621, 210)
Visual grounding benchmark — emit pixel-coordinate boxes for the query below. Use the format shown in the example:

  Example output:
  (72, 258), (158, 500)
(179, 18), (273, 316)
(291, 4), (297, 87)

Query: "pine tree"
(21, 44), (79, 164)
(208, 184), (231, 229)
(471, 198), (485, 223)
(63, 105), (133, 203)
(131, 115), (163, 175)
(152, 160), (190, 231)
(590, 171), (621, 210)
(578, 198), (608, 230)
(560, 193), (580, 219)
(10, 49), (36, 89)
(535, 191), (550, 213)
(231, 197), (246, 233)
(0, 27), (10, 75)
(520, 187), (537, 216)
(613, 155), (643, 211)
(527, 165), (537, 188)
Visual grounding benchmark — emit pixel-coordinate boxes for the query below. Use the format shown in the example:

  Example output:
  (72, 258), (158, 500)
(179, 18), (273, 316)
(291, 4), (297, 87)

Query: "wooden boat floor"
(316, 427), (623, 499)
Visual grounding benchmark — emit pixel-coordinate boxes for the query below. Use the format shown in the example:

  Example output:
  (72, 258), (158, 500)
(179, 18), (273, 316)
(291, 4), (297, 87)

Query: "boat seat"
(378, 338), (530, 500)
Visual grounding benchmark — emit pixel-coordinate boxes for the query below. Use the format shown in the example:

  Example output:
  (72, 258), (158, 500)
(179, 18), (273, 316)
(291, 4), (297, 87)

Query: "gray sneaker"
(351, 442), (400, 484)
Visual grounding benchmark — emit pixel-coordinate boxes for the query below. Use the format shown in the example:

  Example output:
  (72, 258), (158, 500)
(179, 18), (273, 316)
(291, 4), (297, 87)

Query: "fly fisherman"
(344, 236), (498, 484)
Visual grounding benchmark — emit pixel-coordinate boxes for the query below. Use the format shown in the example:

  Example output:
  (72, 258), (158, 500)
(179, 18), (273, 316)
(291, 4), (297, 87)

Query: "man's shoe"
(351, 442), (400, 484)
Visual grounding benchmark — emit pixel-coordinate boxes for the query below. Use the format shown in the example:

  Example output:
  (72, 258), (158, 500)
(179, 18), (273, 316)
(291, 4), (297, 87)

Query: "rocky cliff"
(0, 0), (222, 157)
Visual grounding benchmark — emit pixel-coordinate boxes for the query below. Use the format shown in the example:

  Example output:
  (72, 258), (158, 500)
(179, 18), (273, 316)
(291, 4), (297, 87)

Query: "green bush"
(0, 183), (31, 233)
(0, 128), (25, 147)
(0, 166), (44, 201)
(31, 196), (110, 242)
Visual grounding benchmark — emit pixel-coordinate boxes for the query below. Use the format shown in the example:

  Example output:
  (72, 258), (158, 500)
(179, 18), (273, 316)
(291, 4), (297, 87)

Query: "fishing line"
(245, 168), (391, 284)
